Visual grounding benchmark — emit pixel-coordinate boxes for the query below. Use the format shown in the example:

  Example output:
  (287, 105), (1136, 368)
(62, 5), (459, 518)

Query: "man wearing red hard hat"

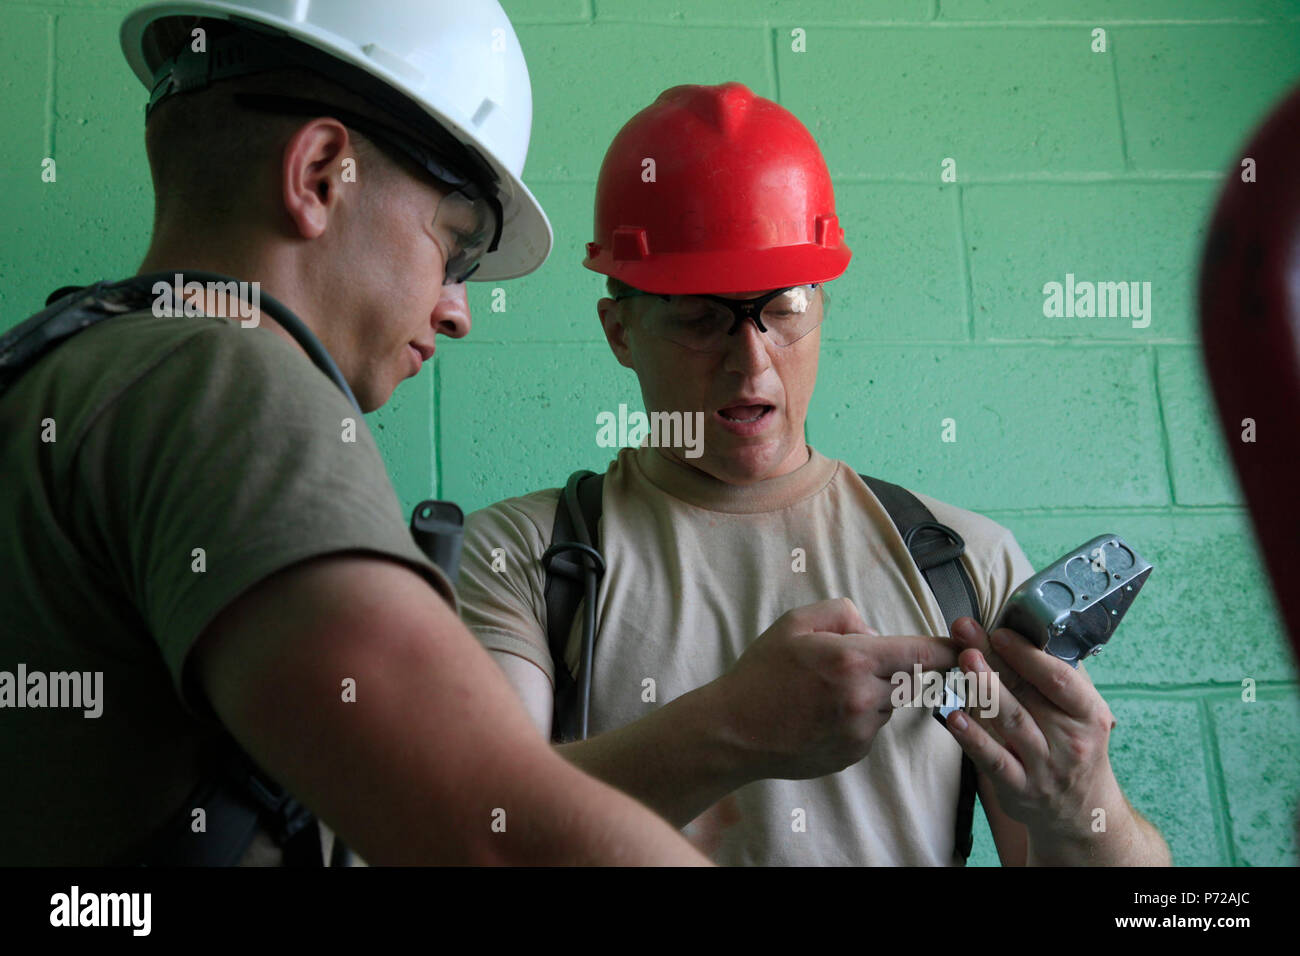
(457, 83), (1170, 865)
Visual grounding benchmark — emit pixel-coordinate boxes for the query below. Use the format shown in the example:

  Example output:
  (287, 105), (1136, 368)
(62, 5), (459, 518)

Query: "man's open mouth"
(717, 404), (774, 423)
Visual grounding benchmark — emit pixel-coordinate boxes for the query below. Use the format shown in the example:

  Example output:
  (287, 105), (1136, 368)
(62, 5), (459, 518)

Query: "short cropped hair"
(141, 16), (433, 229)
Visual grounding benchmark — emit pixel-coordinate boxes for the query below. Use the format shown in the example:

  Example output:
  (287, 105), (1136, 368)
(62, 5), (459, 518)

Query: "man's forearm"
(555, 679), (754, 828)
(471, 748), (714, 865)
(1025, 785), (1172, 866)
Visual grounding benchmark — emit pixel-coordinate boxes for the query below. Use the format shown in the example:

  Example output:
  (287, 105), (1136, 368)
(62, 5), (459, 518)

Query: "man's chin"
(356, 381), (389, 414)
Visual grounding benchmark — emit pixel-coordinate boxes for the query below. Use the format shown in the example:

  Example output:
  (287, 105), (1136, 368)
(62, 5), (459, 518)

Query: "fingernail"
(953, 619), (973, 642)
(864, 626), (879, 636)
(950, 712), (968, 730)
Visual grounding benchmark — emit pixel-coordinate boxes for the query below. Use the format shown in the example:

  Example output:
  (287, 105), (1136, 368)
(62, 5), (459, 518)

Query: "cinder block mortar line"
(526, 173), (1223, 185)
(44, 13), (56, 159)
(1108, 25), (1132, 172)
(1199, 696), (1239, 867)
(1096, 684), (1300, 699)
(582, 17), (1292, 28)
(433, 354), (444, 500)
(451, 340), (1202, 348)
(839, 173), (1222, 184)
(955, 184), (974, 342)
(929, 339), (1200, 347)
(768, 26), (781, 103)
(1152, 348), (1181, 507)
(460, 340), (1200, 347)
(2, 0), (593, 12)
(427, 363), (438, 500)
(7, 3), (1292, 23)
(983, 506), (1246, 517)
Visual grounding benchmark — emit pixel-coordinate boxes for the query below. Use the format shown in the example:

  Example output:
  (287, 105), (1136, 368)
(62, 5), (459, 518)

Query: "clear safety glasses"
(232, 93), (503, 284)
(614, 283), (823, 352)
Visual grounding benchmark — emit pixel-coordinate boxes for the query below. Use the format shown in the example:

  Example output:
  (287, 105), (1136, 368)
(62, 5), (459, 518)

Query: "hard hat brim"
(583, 244), (852, 296)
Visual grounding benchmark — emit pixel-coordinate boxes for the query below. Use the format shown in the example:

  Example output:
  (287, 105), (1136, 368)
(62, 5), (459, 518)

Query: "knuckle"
(839, 695), (864, 719)
(987, 752), (1009, 777)
(776, 606), (804, 630)
(828, 645), (861, 678)
(848, 719), (879, 751)
(1062, 729), (1092, 763)
(1049, 667), (1073, 696)
(842, 692), (877, 720)
(1003, 703), (1027, 732)
(1091, 706), (1115, 736)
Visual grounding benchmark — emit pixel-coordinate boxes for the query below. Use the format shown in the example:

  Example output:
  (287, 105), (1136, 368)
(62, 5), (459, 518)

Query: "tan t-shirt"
(0, 307), (454, 865)
(458, 444), (1035, 866)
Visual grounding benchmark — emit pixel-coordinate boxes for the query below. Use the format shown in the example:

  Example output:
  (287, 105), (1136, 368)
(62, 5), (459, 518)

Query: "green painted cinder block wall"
(1, 0), (1298, 866)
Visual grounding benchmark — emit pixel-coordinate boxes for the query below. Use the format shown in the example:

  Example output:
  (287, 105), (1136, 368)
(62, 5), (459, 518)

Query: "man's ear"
(597, 296), (636, 370)
(281, 118), (353, 240)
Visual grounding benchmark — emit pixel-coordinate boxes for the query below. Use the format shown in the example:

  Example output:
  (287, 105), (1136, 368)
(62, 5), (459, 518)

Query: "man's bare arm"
(978, 770), (1029, 866)
(191, 554), (710, 865)
(557, 678), (754, 828)
(494, 653), (750, 827)
(1024, 786), (1173, 866)
(494, 601), (959, 829)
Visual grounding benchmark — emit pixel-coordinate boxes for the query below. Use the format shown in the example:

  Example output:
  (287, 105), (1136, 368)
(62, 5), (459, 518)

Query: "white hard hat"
(120, 0), (552, 281)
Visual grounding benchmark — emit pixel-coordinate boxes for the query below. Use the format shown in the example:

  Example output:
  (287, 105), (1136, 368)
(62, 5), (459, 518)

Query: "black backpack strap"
(861, 477), (981, 627)
(860, 474), (982, 863)
(119, 741), (321, 866)
(0, 280), (132, 399)
(541, 471), (605, 743)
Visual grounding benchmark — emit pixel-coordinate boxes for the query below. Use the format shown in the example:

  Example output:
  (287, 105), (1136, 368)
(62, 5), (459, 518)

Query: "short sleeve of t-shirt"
(66, 314), (456, 716)
(984, 527), (1037, 628)
(457, 492), (556, 687)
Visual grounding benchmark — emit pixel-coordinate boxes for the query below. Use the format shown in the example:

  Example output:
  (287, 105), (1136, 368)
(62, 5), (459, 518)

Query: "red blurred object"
(1199, 82), (1300, 663)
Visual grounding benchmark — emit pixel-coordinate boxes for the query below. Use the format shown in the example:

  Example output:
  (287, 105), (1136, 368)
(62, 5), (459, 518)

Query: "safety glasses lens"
(434, 191), (498, 284)
(651, 285), (821, 350)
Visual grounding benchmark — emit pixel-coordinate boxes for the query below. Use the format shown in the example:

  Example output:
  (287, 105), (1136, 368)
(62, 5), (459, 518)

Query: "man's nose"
(722, 314), (773, 373)
(433, 281), (472, 339)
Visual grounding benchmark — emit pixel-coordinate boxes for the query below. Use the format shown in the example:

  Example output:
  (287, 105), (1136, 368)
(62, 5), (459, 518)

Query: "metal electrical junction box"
(934, 534), (1152, 724)
(996, 534), (1153, 667)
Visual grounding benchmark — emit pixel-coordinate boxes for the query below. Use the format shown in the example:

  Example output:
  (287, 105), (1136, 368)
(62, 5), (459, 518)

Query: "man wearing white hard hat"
(0, 1), (708, 865)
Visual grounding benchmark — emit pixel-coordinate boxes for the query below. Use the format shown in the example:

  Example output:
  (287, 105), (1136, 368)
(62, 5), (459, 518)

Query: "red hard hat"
(583, 82), (852, 294)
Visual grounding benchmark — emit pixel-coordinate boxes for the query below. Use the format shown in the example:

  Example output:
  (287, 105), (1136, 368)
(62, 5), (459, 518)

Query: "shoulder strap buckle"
(904, 520), (967, 571)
